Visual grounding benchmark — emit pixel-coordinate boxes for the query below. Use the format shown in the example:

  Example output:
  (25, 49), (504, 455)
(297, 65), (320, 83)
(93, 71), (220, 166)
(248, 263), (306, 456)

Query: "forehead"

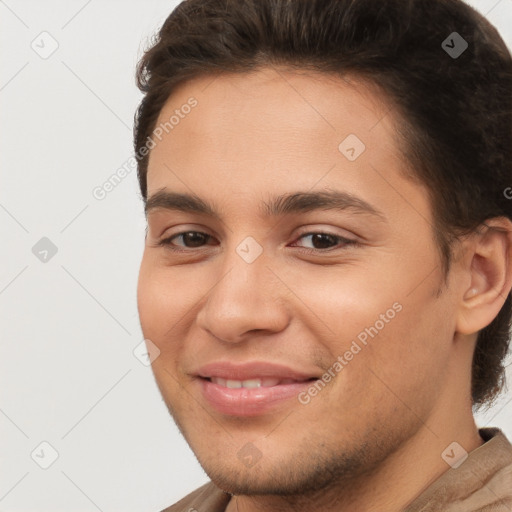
(150, 66), (398, 158)
(145, 66), (425, 221)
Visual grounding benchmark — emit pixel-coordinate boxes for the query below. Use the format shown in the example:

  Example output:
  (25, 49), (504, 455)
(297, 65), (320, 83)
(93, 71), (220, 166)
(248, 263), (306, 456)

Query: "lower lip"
(198, 378), (316, 416)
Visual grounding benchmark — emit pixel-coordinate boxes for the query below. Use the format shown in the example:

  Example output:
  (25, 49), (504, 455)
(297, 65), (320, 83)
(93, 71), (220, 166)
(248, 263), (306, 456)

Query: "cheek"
(137, 261), (161, 336)
(342, 288), (453, 409)
(136, 257), (191, 349)
(282, 263), (401, 350)
(137, 261), (193, 400)
(294, 263), (448, 389)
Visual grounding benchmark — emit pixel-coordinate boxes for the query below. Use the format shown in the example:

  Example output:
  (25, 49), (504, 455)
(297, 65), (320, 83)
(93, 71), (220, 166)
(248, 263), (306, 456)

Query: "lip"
(196, 361), (319, 381)
(195, 361), (320, 417)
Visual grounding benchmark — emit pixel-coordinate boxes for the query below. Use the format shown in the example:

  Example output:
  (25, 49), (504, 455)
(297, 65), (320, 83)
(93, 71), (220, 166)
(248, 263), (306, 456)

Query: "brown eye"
(301, 233), (338, 249)
(291, 232), (358, 252)
(159, 231), (214, 249)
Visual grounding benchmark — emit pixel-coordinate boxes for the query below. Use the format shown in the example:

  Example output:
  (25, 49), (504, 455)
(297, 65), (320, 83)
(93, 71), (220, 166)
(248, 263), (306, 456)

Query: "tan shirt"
(161, 428), (512, 512)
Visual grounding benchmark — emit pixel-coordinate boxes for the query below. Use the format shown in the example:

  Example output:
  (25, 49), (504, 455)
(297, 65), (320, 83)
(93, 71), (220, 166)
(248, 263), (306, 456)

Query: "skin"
(137, 66), (512, 511)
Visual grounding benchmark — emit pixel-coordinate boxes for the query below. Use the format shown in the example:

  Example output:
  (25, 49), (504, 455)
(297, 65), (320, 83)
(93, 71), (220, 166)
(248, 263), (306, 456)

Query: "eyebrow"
(144, 188), (387, 222)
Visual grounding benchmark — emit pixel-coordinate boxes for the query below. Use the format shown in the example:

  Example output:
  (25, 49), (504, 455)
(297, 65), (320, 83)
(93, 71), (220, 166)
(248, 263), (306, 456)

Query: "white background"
(1, 1), (511, 511)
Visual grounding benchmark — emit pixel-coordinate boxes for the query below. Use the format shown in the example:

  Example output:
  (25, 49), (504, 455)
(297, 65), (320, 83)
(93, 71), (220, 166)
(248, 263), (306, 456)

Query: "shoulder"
(404, 427), (512, 512)
(159, 481), (232, 512)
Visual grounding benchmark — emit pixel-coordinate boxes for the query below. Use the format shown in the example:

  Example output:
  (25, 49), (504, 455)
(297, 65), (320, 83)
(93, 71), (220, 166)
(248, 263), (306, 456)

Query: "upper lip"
(196, 361), (320, 381)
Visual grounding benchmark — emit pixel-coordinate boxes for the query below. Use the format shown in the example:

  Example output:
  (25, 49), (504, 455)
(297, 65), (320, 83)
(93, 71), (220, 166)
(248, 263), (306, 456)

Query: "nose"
(195, 247), (290, 344)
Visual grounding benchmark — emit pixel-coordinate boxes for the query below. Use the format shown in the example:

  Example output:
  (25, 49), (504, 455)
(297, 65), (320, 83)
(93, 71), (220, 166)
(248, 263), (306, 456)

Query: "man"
(134, 0), (512, 510)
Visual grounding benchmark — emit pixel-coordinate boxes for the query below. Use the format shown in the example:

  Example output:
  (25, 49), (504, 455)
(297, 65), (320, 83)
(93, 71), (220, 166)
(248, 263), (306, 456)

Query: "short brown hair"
(133, 0), (512, 407)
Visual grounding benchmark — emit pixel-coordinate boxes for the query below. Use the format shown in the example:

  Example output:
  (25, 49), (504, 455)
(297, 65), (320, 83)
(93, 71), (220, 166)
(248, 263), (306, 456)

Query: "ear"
(456, 217), (512, 335)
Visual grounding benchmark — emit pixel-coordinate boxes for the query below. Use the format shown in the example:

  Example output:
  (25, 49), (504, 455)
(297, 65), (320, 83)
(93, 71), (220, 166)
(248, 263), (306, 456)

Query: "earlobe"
(456, 217), (512, 336)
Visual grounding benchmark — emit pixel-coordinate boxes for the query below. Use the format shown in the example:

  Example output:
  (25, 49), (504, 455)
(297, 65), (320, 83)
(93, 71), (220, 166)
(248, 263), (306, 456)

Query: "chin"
(196, 449), (362, 497)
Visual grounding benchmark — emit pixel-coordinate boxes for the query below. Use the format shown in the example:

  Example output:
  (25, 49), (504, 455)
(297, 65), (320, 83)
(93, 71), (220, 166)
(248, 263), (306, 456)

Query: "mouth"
(194, 362), (321, 416)
(205, 376), (316, 388)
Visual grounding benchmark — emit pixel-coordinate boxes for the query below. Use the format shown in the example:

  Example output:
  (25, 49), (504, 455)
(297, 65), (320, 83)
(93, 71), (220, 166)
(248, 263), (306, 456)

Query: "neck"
(227, 406), (483, 512)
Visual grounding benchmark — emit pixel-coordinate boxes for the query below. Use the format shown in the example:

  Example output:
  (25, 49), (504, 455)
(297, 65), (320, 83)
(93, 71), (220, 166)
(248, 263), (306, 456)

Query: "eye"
(157, 230), (358, 253)
(290, 232), (358, 253)
(158, 231), (216, 250)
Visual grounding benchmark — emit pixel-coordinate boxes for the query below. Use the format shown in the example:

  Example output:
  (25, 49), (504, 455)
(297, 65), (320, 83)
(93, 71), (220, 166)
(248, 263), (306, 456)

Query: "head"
(135, 0), (512, 497)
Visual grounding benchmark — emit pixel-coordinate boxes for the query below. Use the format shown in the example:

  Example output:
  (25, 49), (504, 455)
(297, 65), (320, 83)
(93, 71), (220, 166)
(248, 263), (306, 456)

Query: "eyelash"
(156, 230), (359, 254)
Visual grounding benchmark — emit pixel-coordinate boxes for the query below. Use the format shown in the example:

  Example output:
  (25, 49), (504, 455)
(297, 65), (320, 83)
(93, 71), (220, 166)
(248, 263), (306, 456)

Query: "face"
(137, 67), (460, 495)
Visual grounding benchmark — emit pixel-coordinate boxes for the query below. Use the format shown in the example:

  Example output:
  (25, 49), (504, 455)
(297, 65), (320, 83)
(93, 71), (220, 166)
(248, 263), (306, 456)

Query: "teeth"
(242, 379), (262, 388)
(211, 377), (283, 388)
(226, 379), (242, 389)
